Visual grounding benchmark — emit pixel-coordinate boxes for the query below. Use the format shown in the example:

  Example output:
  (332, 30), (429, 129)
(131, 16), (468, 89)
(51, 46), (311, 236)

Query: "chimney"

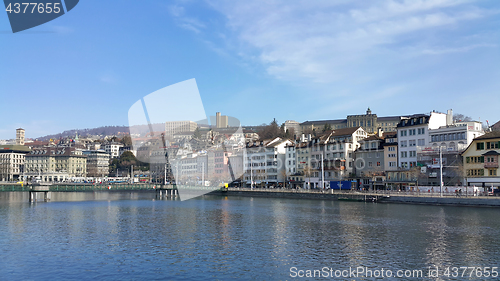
(377, 127), (383, 137)
(446, 109), (453, 126)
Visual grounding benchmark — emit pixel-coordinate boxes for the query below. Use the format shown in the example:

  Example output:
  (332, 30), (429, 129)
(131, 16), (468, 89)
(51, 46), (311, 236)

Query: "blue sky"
(1, 0), (499, 139)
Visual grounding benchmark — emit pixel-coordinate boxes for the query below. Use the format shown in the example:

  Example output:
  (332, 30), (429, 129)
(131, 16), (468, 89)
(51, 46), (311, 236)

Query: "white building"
(244, 137), (293, 187)
(397, 112), (448, 169)
(429, 121), (484, 152)
(104, 142), (124, 158)
(0, 145), (30, 181)
(165, 121), (197, 136)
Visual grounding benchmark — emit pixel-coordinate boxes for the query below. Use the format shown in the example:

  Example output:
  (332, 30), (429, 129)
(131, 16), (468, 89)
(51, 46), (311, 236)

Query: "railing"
(227, 187), (497, 198)
(0, 185), (31, 192)
(0, 183), (162, 192)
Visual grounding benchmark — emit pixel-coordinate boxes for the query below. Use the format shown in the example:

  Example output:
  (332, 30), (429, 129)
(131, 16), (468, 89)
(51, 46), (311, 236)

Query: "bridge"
(0, 183), (180, 202)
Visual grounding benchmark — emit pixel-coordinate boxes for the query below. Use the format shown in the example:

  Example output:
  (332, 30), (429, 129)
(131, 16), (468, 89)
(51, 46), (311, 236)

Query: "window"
(371, 142), (376, 148)
(409, 151), (416, 157)
(401, 151), (407, 158)
(417, 139), (425, 146)
(409, 140), (416, 147)
(477, 142), (485, 150)
(487, 141), (500, 149)
(389, 162), (396, 167)
(490, 169), (497, 176)
(400, 130), (407, 137)
(376, 162), (381, 167)
(368, 162), (373, 167)
(388, 153), (396, 158)
(388, 147), (395, 151)
(401, 141), (407, 147)
(409, 129), (415, 136)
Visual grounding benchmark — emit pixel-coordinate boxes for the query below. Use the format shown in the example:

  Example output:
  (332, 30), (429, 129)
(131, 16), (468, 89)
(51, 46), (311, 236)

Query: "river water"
(1, 192), (499, 280)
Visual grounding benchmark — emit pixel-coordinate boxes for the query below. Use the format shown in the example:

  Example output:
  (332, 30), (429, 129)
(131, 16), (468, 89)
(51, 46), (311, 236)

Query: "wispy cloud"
(422, 43), (497, 55)
(168, 5), (206, 33)
(201, 0), (494, 84)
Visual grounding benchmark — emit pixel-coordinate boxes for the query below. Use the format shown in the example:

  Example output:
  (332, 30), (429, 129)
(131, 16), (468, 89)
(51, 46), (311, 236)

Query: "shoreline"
(214, 188), (500, 207)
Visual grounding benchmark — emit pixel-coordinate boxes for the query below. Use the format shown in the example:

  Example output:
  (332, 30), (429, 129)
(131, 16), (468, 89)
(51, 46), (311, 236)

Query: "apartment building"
(244, 137), (292, 187)
(25, 147), (87, 182)
(82, 150), (110, 177)
(0, 145), (31, 181)
(461, 131), (500, 190)
(397, 112), (448, 169)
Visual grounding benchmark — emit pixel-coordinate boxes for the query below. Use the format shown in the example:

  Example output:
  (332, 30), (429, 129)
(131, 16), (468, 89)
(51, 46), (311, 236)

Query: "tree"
(284, 128), (295, 139)
(193, 127), (202, 139)
(453, 113), (472, 123)
(303, 165), (313, 189)
(258, 119), (282, 139)
(120, 135), (132, 146)
(109, 151), (149, 175)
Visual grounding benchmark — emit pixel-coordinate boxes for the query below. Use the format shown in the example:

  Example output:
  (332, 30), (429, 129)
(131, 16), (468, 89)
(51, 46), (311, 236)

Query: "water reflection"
(1, 194), (500, 280)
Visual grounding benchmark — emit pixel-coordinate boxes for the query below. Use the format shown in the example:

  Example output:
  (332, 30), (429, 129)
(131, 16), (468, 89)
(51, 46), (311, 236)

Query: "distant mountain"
(37, 124), (165, 141)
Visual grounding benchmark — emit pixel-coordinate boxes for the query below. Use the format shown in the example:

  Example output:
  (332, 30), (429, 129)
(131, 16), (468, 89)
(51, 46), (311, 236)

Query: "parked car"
(488, 188), (500, 196)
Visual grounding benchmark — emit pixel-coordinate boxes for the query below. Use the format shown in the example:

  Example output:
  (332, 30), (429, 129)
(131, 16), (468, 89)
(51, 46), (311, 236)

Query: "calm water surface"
(1, 192), (499, 280)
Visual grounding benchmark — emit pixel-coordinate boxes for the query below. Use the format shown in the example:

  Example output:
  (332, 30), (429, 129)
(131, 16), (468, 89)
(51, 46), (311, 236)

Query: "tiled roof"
(475, 131), (500, 140)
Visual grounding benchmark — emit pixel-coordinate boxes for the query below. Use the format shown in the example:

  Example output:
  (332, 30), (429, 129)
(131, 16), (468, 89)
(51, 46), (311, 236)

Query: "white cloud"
(422, 43), (497, 55)
(168, 4), (206, 33)
(201, 0), (494, 85)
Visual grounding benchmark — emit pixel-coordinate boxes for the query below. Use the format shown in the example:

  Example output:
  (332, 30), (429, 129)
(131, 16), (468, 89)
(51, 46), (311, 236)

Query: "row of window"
(467, 169), (484, 176)
(466, 156), (484, 163)
(477, 141), (500, 150)
(400, 162), (417, 168)
(400, 128), (425, 137)
(400, 151), (416, 158)
(431, 132), (466, 142)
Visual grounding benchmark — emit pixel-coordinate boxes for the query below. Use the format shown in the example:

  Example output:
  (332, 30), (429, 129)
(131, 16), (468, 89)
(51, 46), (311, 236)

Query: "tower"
(16, 128), (25, 145)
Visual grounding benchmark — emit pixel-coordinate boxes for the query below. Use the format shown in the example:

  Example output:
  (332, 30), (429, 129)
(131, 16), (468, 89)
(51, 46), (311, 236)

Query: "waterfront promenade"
(223, 187), (500, 207)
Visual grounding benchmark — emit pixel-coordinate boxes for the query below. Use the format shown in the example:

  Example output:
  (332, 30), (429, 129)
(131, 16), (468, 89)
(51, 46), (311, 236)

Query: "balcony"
(484, 162), (499, 168)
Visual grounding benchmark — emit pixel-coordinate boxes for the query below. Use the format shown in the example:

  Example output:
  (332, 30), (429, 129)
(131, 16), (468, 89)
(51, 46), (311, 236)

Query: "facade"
(165, 121), (197, 136)
(16, 128), (25, 145)
(293, 127), (368, 189)
(429, 121), (483, 152)
(244, 137), (292, 187)
(301, 108), (404, 134)
(397, 112), (448, 169)
(283, 120), (302, 137)
(0, 145), (31, 181)
(83, 150), (110, 177)
(461, 131), (500, 190)
(354, 135), (385, 190)
(104, 142), (124, 158)
(215, 112), (229, 128)
(25, 147), (87, 182)
(383, 132), (398, 172)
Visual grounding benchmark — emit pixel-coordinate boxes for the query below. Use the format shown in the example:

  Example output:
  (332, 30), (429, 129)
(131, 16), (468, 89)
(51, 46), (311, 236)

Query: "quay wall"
(218, 188), (500, 207)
